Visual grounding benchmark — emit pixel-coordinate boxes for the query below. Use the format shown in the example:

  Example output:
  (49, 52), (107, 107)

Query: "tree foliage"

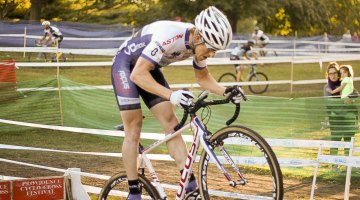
(0, 0), (30, 20)
(1, 0), (359, 36)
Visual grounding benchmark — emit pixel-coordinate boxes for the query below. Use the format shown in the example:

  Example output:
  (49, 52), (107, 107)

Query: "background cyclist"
(230, 40), (257, 82)
(252, 26), (270, 56)
(36, 20), (64, 61)
(111, 6), (243, 200)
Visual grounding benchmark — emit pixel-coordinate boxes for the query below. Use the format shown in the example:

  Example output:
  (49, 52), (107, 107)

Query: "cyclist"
(36, 20), (64, 61)
(252, 26), (270, 56)
(230, 40), (257, 82)
(111, 6), (243, 200)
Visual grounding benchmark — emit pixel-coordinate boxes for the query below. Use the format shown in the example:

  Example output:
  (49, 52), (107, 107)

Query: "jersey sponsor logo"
(162, 34), (184, 46)
(124, 42), (146, 55)
(117, 96), (140, 105)
(119, 70), (130, 89)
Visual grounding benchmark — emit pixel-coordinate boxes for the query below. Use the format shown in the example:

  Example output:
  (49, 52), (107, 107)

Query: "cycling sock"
(127, 193), (141, 200)
(128, 179), (141, 194)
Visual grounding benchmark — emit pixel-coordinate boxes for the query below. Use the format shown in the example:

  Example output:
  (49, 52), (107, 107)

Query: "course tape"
(0, 118), (354, 149)
(0, 143), (315, 167)
(0, 142), (356, 169)
(16, 77), (359, 92)
(318, 155), (360, 167)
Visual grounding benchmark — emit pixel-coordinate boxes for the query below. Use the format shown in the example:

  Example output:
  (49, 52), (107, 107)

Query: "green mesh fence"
(1, 76), (360, 182)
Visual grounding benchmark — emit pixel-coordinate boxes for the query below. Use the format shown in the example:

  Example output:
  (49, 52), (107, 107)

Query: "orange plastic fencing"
(0, 60), (16, 83)
(0, 60), (17, 102)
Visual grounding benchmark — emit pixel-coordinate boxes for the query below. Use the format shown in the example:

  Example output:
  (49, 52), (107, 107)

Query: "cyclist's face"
(194, 41), (216, 61)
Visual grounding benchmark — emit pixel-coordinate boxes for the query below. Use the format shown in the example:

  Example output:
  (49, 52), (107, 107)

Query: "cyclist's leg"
(112, 53), (143, 199)
(142, 68), (199, 196)
(151, 103), (199, 197)
(139, 67), (188, 168)
(120, 110), (143, 179)
(150, 102), (188, 167)
(120, 110), (143, 200)
(235, 65), (243, 82)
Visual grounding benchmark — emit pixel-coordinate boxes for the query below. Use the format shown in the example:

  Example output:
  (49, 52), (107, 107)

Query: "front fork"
(201, 130), (248, 187)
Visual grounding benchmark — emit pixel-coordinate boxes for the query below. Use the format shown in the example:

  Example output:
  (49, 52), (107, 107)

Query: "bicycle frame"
(248, 65), (257, 79)
(138, 115), (240, 200)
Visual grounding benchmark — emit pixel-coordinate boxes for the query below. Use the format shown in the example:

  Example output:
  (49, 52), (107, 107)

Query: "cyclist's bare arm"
(244, 52), (258, 60)
(194, 67), (226, 96)
(243, 54), (251, 60)
(130, 57), (173, 100)
(37, 34), (47, 44)
(251, 52), (258, 60)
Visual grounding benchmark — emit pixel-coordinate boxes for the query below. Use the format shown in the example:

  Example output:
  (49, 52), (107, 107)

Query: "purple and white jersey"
(118, 20), (207, 69)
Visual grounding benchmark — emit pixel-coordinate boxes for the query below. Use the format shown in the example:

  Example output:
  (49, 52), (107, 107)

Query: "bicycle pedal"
(235, 179), (247, 186)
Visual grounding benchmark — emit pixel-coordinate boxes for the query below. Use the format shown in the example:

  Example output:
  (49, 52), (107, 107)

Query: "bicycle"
(27, 40), (69, 62)
(218, 64), (269, 94)
(98, 88), (284, 200)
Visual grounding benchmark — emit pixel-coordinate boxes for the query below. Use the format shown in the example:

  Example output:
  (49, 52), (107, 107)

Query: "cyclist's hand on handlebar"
(224, 86), (246, 103)
(170, 90), (194, 108)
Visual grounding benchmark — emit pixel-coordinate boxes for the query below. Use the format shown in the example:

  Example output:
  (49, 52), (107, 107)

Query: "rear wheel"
(218, 73), (236, 82)
(98, 173), (160, 200)
(28, 52), (48, 62)
(198, 125), (283, 200)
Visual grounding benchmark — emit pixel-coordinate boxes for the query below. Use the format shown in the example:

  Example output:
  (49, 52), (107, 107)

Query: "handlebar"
(174, 88), (246, 131)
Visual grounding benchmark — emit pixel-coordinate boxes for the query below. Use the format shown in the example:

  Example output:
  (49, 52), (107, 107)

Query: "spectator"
(352, 32), (359, 42)
(322, 32), (329, 53)
(342, 29), (352, 42)
(327, 65), (354, 103)
(324, 62), (358, 156)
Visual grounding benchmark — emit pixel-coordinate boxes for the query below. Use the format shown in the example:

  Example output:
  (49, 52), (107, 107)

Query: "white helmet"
(42, 21), (50, 26)
(195, 6), (232, 50)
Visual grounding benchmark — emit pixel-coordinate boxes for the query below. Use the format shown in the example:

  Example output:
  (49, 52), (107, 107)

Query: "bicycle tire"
(218, 73), (236, 82)
(98, 172), (160, 200)
(27, 52), (48, 62)
(198, 125), (283, 200)
(248, 72), (269, 94)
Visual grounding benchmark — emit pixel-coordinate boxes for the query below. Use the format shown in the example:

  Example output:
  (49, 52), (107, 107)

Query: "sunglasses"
(201, 37), (217, 52)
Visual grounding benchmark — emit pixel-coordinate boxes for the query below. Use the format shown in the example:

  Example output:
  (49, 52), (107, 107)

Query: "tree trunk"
(29, 0), (43, 21)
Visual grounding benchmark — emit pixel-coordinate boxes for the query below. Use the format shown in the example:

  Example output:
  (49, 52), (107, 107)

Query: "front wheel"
(248, 72), (269, 94)
(218, 73), (236, 82)
(98, 173), (160, 200)
(198, 125), (283, 200)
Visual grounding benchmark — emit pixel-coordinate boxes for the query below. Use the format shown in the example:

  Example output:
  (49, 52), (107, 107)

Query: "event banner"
(0, 176), (65, 200)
